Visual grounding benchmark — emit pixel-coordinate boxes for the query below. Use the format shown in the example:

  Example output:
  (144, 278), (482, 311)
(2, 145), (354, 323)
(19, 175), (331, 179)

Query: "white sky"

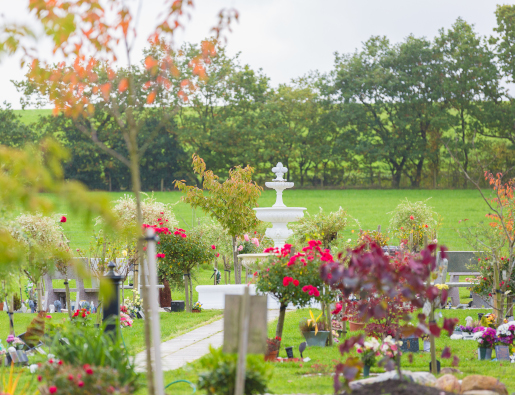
(0, 0), (511, 109)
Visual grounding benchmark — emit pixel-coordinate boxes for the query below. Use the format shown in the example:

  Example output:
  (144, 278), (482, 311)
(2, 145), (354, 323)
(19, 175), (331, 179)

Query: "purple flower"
(6, 335), (14, 343)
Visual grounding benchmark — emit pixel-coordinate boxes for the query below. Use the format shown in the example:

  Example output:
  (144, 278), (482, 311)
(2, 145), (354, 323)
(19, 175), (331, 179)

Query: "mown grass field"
(47, 189), (489, 251)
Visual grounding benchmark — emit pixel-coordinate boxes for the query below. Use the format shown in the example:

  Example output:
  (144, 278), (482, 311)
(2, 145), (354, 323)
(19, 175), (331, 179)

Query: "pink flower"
(60, 216), (67, 223)
(356, 348), (362, 354)
(409, 215), (414, 220)
(293, 279), (299, 287)
(216, 253), (220, 257)
(49, 386), (57, 394)
(244, 234), (250, 242)
(46, 315), (52, 319)
(251, 238), (259, 247)
(211, 245), (216, 250)
(181, 234), (187, 238)
(78, 381), (84, 387)
(238, 245), (244, 251)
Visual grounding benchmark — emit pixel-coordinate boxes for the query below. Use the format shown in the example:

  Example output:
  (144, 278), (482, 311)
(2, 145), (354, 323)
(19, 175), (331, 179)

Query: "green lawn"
(44, 189), (488, 251)
(160, 308), (514, 395)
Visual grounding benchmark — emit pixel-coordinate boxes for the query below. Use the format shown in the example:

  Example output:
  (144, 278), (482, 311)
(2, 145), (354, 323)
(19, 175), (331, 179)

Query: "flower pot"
(363, 365), (371, 378)
(349, 321), (365, 332)
(302, 331), (330, 347)
(265, 350), (278, 362)
(423, 340), (431, 352)
(495, 345), (510, 361)
(452, 330), (463, 336)
(478, 347), (493, 360)
(192, 310), (201, 313)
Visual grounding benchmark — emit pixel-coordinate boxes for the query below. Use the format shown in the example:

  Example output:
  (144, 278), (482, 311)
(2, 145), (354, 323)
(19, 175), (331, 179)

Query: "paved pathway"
(134, 309), (281, 372)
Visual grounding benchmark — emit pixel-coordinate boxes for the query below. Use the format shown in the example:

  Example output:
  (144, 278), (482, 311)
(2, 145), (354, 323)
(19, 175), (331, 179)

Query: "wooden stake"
(234, 287), (251, 395)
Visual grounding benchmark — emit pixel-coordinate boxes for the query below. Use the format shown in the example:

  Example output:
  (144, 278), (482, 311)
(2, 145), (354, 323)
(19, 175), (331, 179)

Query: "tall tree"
(435, 18), (500, 188)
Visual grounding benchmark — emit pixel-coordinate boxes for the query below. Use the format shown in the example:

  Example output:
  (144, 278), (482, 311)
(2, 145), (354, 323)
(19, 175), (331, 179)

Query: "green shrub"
(292, 207), (348, 249)
(46, 321), (139, 392)
(388, 198), (439, 250)
(197, 347), (272, 395)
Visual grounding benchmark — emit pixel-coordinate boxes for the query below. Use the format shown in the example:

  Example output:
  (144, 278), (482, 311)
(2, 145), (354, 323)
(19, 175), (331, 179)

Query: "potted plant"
(421, 334), (430, 352)
(344, 301), (365, 332)
(192, 301), (202, 313)
(265, 337), (280, 361)
(379, 335), (403, 360)
(355, 338), (380, 377)
(299, 310), (330, 347)
(473, 327), (496, 360)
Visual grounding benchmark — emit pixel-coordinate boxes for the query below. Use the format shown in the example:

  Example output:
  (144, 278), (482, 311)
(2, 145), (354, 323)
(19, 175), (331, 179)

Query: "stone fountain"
(196, 162), (308, 309)
(254, 162), (306, 248)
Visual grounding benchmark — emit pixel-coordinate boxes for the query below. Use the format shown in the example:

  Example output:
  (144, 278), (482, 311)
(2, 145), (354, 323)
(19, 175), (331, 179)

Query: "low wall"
(196, 284), (321, 310)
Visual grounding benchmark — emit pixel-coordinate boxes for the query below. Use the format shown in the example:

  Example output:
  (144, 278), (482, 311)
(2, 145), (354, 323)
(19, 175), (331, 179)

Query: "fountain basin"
(238, 253), (272, 271)
(253, 207), (306, 223)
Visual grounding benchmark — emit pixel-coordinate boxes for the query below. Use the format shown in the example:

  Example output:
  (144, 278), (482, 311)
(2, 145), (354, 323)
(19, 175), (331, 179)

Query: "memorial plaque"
(223, 294), (267, 354)
(495, 345), (510, 361)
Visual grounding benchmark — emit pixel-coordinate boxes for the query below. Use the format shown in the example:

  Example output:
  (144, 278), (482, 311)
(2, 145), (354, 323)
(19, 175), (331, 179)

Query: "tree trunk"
(64, 278), (72, 319)
(37, 280), (44, 313)
(275, 303), (287, 350)
(184, 274), (190, 312)
(159, 278), (172, 308)
(232, 236), (240, 284)
(189, 275), (193, 310)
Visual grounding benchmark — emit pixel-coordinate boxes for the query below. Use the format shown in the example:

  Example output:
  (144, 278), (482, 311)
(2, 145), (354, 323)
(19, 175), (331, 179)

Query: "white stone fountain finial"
(272, 162), (288, 181)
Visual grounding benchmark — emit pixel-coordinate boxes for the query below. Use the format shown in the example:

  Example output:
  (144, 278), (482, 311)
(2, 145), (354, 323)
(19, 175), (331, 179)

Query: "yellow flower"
(435, 284), (449, 290)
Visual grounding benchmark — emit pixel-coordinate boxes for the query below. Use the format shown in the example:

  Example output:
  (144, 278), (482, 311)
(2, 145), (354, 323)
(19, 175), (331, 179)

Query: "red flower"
(424, 224), (428, 228)
(253, 272), (258, 276)
(293, 279), (299, 286)
(49, 359), (54, 364)
(275, 336), (281, 341)
(331, 303), (342, 315)
(409, 215), (414, 220)
(85, 367), (93, 375)
(49, 386), (57, 394)
(216, 253), (220, 257)
(60, 216), (67, 223)
(211, 245), (216, 250)
(78, 381), (84, 388)
(68, 374), (74, 381)
(37, 375), (42, 382)
(283, 277), (293, 286)
(181, 234), (187, 238)
(58, 360), (63, 365)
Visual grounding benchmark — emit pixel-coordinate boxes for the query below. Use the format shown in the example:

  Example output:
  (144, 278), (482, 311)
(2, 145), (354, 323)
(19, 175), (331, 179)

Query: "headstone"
(170, 301), (185, 312)
(49, 305), (55, 313)
(495, 345), (510, 361)
(223, 294), (267, 354)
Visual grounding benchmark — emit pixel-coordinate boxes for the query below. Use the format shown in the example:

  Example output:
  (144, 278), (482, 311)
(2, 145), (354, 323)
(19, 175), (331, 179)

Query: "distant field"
(14, 109), (52, 125)
(44, 189), (489, 251)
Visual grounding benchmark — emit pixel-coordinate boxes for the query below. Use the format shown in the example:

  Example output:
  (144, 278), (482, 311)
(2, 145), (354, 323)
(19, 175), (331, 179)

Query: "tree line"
(4, 5), (515, 190)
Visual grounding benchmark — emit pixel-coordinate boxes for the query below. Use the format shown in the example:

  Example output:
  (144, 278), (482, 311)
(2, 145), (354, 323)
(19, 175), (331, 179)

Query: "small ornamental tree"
(175, 155), (262, 284)
(292, 207), (348, 249)
(255, 241), (337, 348)
(320, 243), (458, 391)
(9, 213), (70, 313)
(154, 225), (215, 312)
(388, 199), (439, 251)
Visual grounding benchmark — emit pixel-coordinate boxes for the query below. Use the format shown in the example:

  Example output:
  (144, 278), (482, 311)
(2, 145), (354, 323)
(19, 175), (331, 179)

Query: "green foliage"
(292, 207), (348, 249)
(157, 228), (214, 286)
(46, 320), (139, 391)
(388, 198), (439, 250)
(175, 155), (262, 239)
(38, 361), (134, 395)
(197, 346), (273, 395)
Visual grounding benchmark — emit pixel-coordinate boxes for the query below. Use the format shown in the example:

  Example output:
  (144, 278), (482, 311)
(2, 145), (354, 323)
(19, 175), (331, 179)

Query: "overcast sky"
(0, 0), (512, 109)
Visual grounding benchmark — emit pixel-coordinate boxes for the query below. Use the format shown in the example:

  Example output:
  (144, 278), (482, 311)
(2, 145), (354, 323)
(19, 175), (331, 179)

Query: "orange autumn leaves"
(485, 171), (515, 239)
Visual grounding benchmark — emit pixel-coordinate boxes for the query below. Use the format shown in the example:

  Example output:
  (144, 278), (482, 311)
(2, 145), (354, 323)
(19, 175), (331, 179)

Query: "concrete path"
(134, 309), (281, 372)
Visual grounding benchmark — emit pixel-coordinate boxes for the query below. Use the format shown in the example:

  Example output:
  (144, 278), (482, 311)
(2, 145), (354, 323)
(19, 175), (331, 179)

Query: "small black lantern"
(102, 261), (122, 334)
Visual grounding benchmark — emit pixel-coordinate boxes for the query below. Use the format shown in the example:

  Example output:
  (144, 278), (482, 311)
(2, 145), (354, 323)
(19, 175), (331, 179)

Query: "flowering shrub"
(255, 241), (337, 344)
(110, 194), (178, 229)
(320, 243), (457, 391)
(388, 199), (439, 251)
(355, 338), (381, 367)
(38, 361), (134, 395)
(355, 230), (390, 248)
(155, 226), (215, 287)
(236, 233), (261, 254)
(71, 308), (91, 326)
(364, 295), (415, 339)
(473, 327), (497, 348)
(467, 256), (515, 297)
